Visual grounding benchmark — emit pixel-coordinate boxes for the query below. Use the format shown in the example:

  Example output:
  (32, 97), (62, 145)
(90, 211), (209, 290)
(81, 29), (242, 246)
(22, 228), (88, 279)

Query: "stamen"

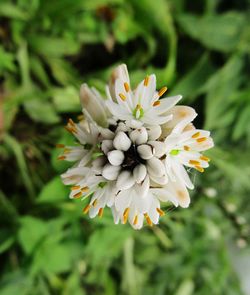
(68, 118), (75, 126)
(81, 186), (89, 192)
(144, 76), (149, 86)
(119, 93), (126, 101)
(136, 104), (142, 110)
(92, 199), (98, 207)
(73, 192), (82, 199)
(63, 148), (71, 154)
(200, 155), (210, 162)
(133, 215), (138, 225)
(184, 145), (190, 151)
(82, 204), (91, 214)
(144, 213), (153, 226)
(194, 166), (204, 173)
(153, 100), (161, 107)
(56, 144), (65, 148)
(57, 155), (66, 160)
(98, 208), (104, 217)
(124, 82), (130, 92)
(123, 208), (130, 224)
(71, 185), (80, 190)
(77, 114), (84, 121)
(189, 160), (200, 165)
(158, 86), (167, 97)
(197, 137), (206, 143)
(156, 208), (165, 216)
(192, 132), (200, 138)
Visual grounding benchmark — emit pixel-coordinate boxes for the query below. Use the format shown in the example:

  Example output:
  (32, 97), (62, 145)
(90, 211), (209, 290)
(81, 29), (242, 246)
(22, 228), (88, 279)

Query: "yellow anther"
(73, 192), (82, 199)
(144, 213), (153, 226)
(136, 104), (142, 110)
(98, 208), (104, 217)
(158, 86), (168, 97)
(200, 155), (210, 162)
(82, 204), (91, 214)
(63, 148), (71, 154)
(192, 132), (200, 138)
(184, 145), (190, 151)
(57, 155), (66, 160)
(68, 118), (75, 126)
(144, 76), (149, 86)
(156, 208), (165, 217)
(194, 166), (204, 173)
(133, 215), (138, 225)
(123, 208), (130, 224)
(124, 82), (130, 92)
(197, 137), (207, 143)
(92, 199), (98, 207)
(189, 160), (200, 165)
(119, 93), (126, 101)
(81, 186), (89, 192)
(153, 100), (161, 107)
(71, 185), (80, 190)
(56, 144), (65, 148)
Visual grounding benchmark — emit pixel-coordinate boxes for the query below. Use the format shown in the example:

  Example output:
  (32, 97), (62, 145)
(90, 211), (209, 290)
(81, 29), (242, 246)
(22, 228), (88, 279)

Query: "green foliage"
(1, 0), (250, 294)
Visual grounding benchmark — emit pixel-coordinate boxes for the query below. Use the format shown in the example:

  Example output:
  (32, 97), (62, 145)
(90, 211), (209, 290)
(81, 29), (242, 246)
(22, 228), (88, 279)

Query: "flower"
(59, 63), (214, 229)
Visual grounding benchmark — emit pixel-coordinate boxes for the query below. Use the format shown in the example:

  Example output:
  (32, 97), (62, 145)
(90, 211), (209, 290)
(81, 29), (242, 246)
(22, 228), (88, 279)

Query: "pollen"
(144, 76), (149, 86)
(92, 199), (98, 207)
(73, 192), (82, 199)
(189, 159), (200, 165)
(98, 207), (104, 217)
(57, 155), (66, 160)
(123, 208), (130, 224)
(158, 86), (167, 97)
(156, 208), (165, 216)
(124, 82), (130, 92)
(197, 137), (206, 143)
(56, 143), (65, 148)
(82, 204), (91, 214)
(194, 165), (204, 173)
(71, 185), (80, 190)
(133, 215), (138, 225)
(184, 145), (190, 151)
(153, 100), (161, 107)
(200, 155), (210, 162)
(81, 186), (89, 192)
(119, 93), (126, 101)
(192, 132), (200, 138)
(144, 213), (153, 226)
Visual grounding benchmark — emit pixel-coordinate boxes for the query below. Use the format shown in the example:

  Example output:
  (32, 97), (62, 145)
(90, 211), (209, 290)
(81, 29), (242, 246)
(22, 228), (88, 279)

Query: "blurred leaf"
(0, 47), (16, 72)
(177, 12), (246, 52)
(52, 86), (80, 113)
(37, 176), (68, 203)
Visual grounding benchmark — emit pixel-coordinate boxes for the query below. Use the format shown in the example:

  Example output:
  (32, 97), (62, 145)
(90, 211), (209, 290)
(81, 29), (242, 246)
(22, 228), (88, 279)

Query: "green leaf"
(52, 86), (80, 113)
(177, 12), (246, 52)
(18, 216), (48, 255)
(37, 176), (69, 203)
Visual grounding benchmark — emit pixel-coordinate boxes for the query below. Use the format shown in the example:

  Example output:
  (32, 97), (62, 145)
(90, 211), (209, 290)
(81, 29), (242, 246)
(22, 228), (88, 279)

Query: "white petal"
(102, 164), (121, 180)
(133, 164), (147, 183)
(115, 190), (132, 212)
(137, 144), (155, 160)
(148, 141), (167, 158)
(113, 131), (131, 151)
(154, 95), (182, 114)
(146, 125), (162, 140)
(107, 150), (124, 166)
(147, 157), (165, 177)
(116, 171), (135, 190)
(129, 127), (148, 145)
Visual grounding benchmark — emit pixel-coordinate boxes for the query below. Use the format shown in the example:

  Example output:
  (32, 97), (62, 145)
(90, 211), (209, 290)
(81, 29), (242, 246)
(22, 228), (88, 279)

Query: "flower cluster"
(58, 64), (214, 229)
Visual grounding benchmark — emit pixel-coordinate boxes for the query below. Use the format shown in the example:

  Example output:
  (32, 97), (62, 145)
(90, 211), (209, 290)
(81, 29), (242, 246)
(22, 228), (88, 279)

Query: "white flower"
(59, 63), (214, 229)
(105, 64), (182, 126)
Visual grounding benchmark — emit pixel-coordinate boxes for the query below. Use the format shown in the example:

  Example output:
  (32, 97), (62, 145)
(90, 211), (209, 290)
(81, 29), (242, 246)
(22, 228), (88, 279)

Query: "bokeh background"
(1, 0), (250, 294)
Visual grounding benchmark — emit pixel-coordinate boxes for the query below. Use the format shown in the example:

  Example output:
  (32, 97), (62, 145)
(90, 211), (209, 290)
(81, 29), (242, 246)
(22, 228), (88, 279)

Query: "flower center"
(132, 104), (144, 119)
(170, 149), (180, 156)
(122, 144), (146, 169)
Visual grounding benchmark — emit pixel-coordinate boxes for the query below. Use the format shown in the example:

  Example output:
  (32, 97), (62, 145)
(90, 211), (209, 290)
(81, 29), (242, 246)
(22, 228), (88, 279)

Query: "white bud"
(147, 125), (162, 140)
(102, 164), (121, 180)
(117, 122), (129, 132)
(148, 141), (166, 158)
(137, 144), (155, 160)
(107, 150), (124, 166)
(116, 171), (135, 190)
(147, 157), (165, 177)
(100, 128), (114, 140)
(133, 164), (147, 183)
(101, 140), (113, 154)
(129, 127), (148, 145)
(113, 131), (131, 151)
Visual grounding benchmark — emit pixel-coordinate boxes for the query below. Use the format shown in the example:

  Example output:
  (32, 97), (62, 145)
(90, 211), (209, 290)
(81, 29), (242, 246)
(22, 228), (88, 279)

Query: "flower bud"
(137, 144), (155, 160)
(107, 150), (124, 166)
(113, 131), (131, 151)
(129, 127), (148, 145)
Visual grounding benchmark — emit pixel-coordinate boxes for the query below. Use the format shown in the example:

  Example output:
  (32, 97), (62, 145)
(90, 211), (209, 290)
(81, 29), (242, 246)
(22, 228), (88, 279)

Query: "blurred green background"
(1, 0), (250, 294)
